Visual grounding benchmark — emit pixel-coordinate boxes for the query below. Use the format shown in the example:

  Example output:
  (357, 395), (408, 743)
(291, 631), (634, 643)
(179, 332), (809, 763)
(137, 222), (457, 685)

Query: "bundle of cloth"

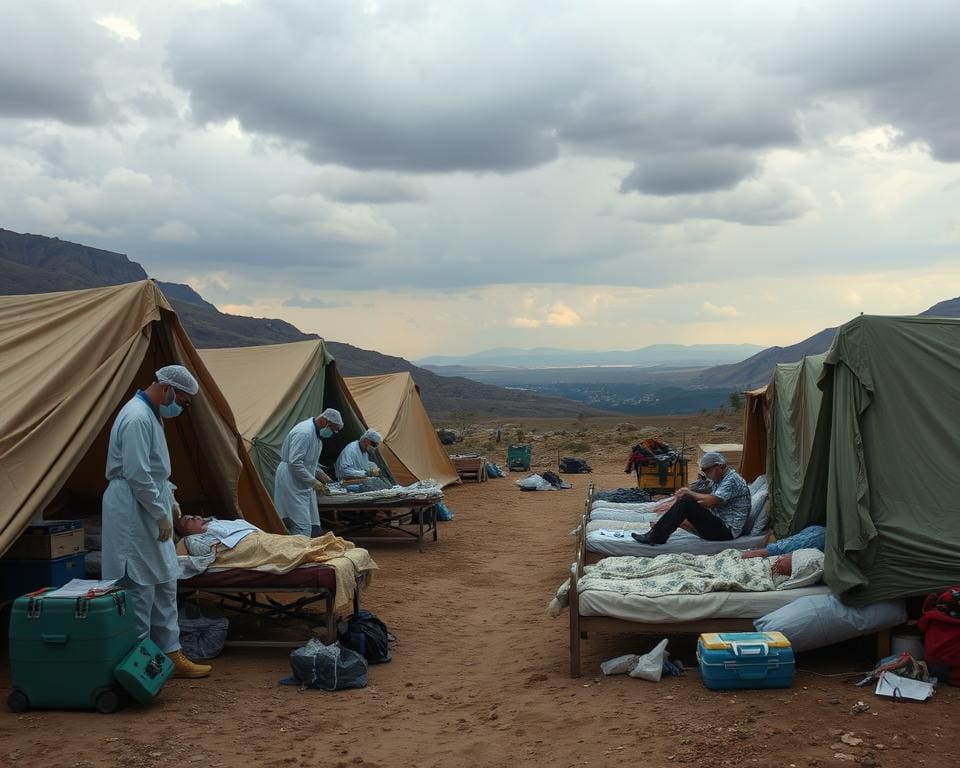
(623, 438), (682, 483)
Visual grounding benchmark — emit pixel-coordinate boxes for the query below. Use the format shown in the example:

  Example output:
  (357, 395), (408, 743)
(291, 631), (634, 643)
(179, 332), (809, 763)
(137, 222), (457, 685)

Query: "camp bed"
(566, 514), (862, 677)
(178, 565), (366, 647)
(317, 493), (441, 552)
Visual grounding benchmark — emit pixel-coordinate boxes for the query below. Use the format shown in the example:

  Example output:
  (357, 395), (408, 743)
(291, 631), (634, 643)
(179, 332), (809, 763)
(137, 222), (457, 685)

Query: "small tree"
(729, 391), (744, 411)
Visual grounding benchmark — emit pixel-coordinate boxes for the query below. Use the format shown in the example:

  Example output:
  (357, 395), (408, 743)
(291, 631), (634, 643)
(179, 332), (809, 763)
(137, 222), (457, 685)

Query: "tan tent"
(345, 372), (459, 488)
(197, 340), (369, 496)
(738, 386), (768, 483)
(0, 281), (283, 556)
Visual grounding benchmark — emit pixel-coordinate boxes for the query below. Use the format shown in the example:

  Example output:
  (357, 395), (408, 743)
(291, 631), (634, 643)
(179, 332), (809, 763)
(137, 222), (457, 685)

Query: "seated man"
(741, 525), (827, 559)
(335, 429), (390, 492)
(631, 451), (750, 546)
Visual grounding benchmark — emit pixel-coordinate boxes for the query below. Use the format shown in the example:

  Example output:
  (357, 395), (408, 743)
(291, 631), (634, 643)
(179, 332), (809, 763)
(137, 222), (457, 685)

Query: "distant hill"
(417, 343), (763, 368)
(694, 301), (960, 390)
(0, 228), (609, 419)
(920, 297), (960, 316)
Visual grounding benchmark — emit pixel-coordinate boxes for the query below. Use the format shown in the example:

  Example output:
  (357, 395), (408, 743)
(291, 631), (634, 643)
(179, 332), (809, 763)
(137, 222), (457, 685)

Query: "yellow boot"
(167, 650), (212, 679)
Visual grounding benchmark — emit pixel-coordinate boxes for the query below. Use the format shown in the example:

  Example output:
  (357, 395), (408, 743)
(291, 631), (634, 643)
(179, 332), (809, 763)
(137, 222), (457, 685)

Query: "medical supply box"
(697, 631), (795, 690)
(6, 520), (84, 560)
(7, 589), (137, 713)
(114, 637), (174, 704)
(0, 553), (86, 600)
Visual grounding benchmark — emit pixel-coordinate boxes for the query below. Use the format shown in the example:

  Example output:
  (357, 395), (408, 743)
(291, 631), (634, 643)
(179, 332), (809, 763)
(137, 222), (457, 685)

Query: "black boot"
(631, 530), (657, 545)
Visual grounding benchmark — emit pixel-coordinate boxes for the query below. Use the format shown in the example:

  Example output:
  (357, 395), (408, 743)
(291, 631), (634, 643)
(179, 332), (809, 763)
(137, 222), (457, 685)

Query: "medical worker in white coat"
(274, 408), (344, 537)
(335, 428), (390, 492)
(102, 365), (211, 679)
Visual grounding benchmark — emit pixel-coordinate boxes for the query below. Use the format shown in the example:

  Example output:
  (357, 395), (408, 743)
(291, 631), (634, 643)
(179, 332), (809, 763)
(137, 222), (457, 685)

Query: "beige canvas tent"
(197, 340), (369, 496)
(738, 386), (768, 483)
(0, 281), (283, 556)
(345, 372), (459, 488)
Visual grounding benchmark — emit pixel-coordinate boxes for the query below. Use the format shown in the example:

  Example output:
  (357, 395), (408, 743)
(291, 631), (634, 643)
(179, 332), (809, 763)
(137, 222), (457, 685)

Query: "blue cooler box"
(697, 631), (795, 690)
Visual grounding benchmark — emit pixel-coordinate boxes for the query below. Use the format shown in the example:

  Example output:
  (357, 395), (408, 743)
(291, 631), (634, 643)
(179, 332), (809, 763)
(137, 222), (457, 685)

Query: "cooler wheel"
(95, 688), (122, 714)
(7, 690), (29, 713)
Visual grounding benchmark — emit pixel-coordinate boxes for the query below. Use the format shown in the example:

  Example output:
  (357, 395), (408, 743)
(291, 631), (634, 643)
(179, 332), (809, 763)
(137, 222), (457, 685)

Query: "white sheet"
(579, 584), (831, 622)
(587, 528), (767, 557)
(590, 509), (661, 523)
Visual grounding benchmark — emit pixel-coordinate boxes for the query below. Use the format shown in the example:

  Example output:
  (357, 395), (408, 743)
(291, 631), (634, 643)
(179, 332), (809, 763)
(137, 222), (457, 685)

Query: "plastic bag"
(289, 639), (368, 691)
(628, 638), (669, 681)
(178, 600), (229, 660)
(601, 654), (640, 676)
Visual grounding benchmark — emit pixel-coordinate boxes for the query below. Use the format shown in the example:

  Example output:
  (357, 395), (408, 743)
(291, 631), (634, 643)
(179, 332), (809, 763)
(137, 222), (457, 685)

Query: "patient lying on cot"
(547, 547), (824, 616)
(174, 515), (376, 580)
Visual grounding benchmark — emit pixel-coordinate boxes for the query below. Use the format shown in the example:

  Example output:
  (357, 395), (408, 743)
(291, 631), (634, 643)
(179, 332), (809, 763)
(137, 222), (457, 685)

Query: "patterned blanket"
(547, 549), (824, 616)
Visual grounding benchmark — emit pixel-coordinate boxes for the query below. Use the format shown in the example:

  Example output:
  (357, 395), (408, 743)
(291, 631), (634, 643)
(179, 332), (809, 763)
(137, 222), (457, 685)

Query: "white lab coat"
(335, 439), (377, 479)
(274, 418), (322, 536)
(102, 393), (179, 586)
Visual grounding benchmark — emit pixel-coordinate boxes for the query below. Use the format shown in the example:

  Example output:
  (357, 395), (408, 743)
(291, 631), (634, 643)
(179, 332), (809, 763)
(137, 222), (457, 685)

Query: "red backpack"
(918, 586), (960, 686)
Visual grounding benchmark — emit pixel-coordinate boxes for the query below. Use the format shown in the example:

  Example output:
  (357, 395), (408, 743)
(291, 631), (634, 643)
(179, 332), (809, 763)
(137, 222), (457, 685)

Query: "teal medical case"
(697, 631), (795, 690)
(114, 637), (174, 703)
(7, 590), (137, 713)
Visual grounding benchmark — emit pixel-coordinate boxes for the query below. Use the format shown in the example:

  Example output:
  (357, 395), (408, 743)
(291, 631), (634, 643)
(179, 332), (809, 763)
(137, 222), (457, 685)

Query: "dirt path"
(1, 447), (955, 767)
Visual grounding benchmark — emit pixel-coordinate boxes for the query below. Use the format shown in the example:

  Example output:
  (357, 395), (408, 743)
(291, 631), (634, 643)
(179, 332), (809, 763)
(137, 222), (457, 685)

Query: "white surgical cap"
(319, 408), (344, 428)
(156, 365), (199, 395)
(362, 429), (383, 444)
(699, 451), (726, 469)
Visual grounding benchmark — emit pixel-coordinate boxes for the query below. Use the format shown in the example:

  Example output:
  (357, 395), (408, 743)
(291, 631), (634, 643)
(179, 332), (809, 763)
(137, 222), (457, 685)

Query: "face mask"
(159, 386), (183, 419)
(366, 445), (378, 455)
(318, 427), (334, 439)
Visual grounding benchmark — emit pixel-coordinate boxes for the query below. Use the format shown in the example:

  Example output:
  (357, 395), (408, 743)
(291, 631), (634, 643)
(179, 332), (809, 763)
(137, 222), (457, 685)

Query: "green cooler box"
(7, 590), (138, 713)
(507, 443), (532, 471)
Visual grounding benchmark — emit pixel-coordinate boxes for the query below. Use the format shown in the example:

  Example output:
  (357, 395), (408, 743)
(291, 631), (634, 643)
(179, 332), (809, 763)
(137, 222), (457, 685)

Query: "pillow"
(754, 595), (907, 652)
(750, 494), (770, 535)
(742, 487), (769, 535)
(748, 474), (768, 496)
(776, 548), (824, 590)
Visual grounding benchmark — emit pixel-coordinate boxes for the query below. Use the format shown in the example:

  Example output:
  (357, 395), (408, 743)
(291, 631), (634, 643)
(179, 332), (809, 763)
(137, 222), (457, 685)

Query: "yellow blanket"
(211, 532), (378, 611)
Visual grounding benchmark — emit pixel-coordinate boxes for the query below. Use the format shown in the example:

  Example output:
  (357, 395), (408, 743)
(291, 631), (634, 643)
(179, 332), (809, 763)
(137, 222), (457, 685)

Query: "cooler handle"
(41, 633), (69, 644)
(735, 665), (777, 679)
(729, 641), (768, 657)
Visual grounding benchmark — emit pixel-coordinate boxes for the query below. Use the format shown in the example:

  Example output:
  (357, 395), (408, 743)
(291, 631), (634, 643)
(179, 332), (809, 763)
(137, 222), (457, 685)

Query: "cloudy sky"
(3, 1), (960, 360)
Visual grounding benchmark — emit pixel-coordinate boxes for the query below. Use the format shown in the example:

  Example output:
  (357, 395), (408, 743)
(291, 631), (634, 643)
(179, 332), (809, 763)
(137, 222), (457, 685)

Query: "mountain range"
(692, 296), (960, 390)
(417, 343), (764, 369)
(4, 227), (958, 413)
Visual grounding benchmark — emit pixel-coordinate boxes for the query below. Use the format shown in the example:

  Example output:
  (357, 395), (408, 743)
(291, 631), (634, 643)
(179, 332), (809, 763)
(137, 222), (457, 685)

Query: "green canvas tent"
(197, 340), (372, 497)
(791, 315), (960, 605)
(766, 353), (825, 537)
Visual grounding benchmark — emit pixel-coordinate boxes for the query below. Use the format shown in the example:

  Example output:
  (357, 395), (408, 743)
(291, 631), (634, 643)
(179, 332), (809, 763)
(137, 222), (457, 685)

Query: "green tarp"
(791, 315), (960, 605)
(766, 354), (825, 537)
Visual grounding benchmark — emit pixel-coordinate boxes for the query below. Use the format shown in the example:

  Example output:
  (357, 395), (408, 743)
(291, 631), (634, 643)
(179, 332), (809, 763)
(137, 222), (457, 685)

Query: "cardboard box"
(7, 520), (85, 560)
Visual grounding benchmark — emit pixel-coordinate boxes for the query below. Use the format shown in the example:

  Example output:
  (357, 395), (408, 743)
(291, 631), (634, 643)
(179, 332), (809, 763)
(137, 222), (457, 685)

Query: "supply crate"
(507, 443), (531, 472)
(0, 553), (86, 600)
(6, 520), (84, 560)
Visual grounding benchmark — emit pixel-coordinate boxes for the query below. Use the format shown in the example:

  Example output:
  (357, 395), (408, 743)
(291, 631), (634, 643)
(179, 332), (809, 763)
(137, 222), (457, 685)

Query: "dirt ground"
(1, 415), (955, 767)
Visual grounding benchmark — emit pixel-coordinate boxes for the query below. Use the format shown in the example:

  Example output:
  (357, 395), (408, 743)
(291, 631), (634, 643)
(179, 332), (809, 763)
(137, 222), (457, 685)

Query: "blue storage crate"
(0, 553), (86, 600)
(697, 631), (795, 690)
